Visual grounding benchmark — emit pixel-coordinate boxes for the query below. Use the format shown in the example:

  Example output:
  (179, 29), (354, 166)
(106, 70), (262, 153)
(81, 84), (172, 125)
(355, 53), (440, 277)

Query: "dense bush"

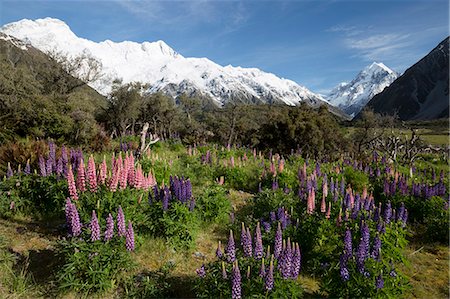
(56, 238), (135, 294)
(196, 186), (231, 223)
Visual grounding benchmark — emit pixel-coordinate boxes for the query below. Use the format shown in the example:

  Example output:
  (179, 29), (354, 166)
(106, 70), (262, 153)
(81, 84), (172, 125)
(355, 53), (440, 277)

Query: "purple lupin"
(371, 234), (381, 261)
(264, 256), (274, 291)
(104, 213), (114, 241)
(117, 206), (126, 237)
(375, 274), (384, 289)
(356, 222), (370, 273)
(291, 243), (301, 279)
(231, 261), (242, 299)
(216, 241), (223, 259)
(244, 227), (253, 257)
(70, 202), (81, 237)
(254, 222), (264, 259)
(274, 222), (282, 259)
(39, 156), (46, 177)
(90, 210), (101, 241)
(24, 160), (31, 175)
(225, 230), (236, 263)
(125, 221), (135, 251)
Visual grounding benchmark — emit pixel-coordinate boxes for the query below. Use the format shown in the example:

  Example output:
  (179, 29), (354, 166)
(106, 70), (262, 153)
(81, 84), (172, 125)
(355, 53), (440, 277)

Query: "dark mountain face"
(358, 37), (449, 120)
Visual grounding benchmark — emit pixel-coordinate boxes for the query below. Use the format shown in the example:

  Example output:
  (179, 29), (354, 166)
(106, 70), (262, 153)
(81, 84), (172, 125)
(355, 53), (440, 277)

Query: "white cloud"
(116, 0), (248, 30)
(345, 33), (412, 61)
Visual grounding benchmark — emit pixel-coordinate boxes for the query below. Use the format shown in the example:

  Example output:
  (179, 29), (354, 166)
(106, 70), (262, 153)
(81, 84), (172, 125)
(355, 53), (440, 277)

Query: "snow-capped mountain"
(327, 62), (398, 117)
(0, 18), (326, 107)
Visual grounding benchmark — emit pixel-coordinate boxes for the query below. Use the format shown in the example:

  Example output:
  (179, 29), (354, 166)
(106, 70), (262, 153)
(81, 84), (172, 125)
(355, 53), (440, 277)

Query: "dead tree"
(136, 122), (159, 159)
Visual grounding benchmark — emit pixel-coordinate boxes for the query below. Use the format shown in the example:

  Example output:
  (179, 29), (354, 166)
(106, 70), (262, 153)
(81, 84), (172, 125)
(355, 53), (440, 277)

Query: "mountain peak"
(327, 62), (398, 117)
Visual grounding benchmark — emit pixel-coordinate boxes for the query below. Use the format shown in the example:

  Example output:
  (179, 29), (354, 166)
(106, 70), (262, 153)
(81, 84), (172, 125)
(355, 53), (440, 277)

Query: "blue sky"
(1, 0), (448, 94)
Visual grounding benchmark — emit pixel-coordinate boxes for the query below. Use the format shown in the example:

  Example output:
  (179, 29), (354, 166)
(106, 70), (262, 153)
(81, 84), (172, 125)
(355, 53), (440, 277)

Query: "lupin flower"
(231, 261), (241, 299)
(279, 238), (292, 279)
(226, 230), (236, 263)
(117, 206), (126, 237)
(274, 222), (282, 259)
(87, 155), (97, 192)
(291, 243), (301, 279)
(70, 202), (81, 237)
(222, 261), (228, 279)
(24, 160), (31, 175)
(216, 241), (223, 259)
(189, 197), (196, 212)
(356, 222), (370, 273)
(264, 256), (274, 291)
(343, 229), (353, 258)
(125, 221), (135, 251)
(371, 234), (381, 261)
(46, 157), (52, 176)
(104, 213), (114, 241)
(67, 166), (78, 200)
(39, 156), (46, 177)
(254, 222), (264, 259)
(339, 253), (350, 282)
(64, 198), (73, 234)
(196, 264), (206, 278)
(6, 163), (13, 178)
(325, 201), (331, 219)
(244, 227), (253, 257)
(76, 159), (86, 192)
(384, 201), (392, 224)
(259, 257), (266, 277)
(375, 274), (384, 289)
(90, 210), (101, 241)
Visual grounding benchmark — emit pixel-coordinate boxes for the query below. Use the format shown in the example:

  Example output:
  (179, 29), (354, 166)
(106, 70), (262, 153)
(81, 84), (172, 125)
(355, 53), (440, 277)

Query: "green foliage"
(0, 174), (67, 220)
(144, 201), (199, 249)
(196, 186), (231, 223)
(344, 167), (370, 193)
(214, 165), (260, 192)
(56, 237), (135, 295)
(122, 264), (173, 298)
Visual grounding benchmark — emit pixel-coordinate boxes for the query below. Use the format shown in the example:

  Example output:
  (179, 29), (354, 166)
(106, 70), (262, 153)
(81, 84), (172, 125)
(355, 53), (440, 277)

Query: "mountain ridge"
(0, 17), (329, 108)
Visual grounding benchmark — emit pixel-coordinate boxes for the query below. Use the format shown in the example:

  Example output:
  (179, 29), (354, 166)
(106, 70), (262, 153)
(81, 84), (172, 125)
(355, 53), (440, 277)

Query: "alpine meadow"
(0, 1), (449, 298)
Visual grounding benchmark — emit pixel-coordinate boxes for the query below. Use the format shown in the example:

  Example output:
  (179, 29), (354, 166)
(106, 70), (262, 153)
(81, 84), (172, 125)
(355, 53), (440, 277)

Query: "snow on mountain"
(326, 62), (398, 117)
(1, 17), (326, 107)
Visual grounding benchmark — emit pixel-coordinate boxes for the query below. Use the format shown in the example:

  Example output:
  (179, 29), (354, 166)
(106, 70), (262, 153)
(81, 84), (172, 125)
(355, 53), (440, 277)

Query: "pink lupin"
(109, 164), (120, 192)
(87, 155), (97, 192)
(98, 155), (107, 185)
(134, 164), (143, 189)
(320, 196), (326, 213)
(67, 165), (78, 200)
(119, 158), (128, 190)
(278, 158), (284, 173)
(76, 158), (86, 192)
(322, 180), (328, 199)
(325, 201), (331, 219)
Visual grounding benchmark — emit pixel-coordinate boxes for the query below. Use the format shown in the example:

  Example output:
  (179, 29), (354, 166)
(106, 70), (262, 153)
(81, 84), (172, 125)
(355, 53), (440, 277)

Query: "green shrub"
(196, 186), (231, 224)
(56, 237), (135, 295)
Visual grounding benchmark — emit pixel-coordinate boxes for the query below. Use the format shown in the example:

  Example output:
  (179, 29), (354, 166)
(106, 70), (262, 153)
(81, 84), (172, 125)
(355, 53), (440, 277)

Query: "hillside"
(358, 37), (449, 120)
(0, 33), (106, 143)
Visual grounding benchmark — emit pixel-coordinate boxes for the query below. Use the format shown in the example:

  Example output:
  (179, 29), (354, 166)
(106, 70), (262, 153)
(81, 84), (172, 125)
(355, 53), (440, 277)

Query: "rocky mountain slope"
(358, 37), (449, 120)
(327, 62), (398, 117)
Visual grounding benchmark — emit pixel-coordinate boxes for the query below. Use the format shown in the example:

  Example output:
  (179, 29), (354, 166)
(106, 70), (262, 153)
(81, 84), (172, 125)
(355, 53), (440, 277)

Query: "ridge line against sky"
(0, 0), (448, 94)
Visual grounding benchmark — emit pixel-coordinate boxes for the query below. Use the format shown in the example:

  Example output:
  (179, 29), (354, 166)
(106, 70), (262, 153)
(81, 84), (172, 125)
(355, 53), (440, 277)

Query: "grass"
(401, 244), (449, 299)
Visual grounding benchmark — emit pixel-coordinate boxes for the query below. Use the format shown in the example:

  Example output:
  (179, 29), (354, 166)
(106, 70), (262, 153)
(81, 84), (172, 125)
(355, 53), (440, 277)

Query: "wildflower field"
(0, 139), (448, 298)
